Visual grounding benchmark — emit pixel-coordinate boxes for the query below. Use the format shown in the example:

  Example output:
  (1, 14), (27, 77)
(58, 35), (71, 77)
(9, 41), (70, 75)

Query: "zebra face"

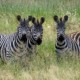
(17, 15), (32, 43)
(56, 22), (66, 42)
(31, 17), (45, 45)
(53, 15), (68, 42)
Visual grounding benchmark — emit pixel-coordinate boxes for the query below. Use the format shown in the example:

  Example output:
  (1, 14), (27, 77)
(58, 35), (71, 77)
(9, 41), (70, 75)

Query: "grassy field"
(0, 0), (80, 80)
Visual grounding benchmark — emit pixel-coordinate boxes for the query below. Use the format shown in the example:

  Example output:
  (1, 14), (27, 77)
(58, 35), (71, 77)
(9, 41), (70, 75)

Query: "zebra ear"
(17, 15), (21, 21)
(53, 15), (58, 22)
(32, 17), (36, 24)
(63, 15), (68, 22)
(28, 15), (32, 21)
(40, 17), (45, 24)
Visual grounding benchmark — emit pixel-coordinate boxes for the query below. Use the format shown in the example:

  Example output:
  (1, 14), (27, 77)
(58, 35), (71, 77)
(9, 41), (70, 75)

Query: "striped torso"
(0, 32), (27, 61)
(0, 15), (33, 62)
(55, 35), (80, 58)
(53, 15), (80, 60)
(67, 31), (80, 46)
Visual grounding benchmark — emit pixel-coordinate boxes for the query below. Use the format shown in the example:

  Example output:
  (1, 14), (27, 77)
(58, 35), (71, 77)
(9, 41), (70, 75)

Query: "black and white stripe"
(0, 15), (32, 61)
(53, 15), (80, 60)
(26, 17), (45, 57)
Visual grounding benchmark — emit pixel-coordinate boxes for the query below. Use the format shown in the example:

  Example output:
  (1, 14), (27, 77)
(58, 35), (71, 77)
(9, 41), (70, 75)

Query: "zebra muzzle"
(37, 35), (41, 39)
(20, 34), (27, 43)
(57, 34), (65, 42)
(36, 38), (42, 45)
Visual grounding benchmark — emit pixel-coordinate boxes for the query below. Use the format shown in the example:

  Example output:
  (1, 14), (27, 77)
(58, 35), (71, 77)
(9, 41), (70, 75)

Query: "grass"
(0, 0), (80, 80)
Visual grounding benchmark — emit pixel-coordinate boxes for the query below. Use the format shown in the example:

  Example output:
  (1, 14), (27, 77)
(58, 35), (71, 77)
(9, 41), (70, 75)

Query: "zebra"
(67, 31), (80, 46)
(53, 15), (80, 61)
(26, 16), (45, 57)
(0, 15), (32, 62)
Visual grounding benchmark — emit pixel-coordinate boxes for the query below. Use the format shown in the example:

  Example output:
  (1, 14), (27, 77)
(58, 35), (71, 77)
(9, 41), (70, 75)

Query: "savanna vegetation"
(0, 0), (80, 80)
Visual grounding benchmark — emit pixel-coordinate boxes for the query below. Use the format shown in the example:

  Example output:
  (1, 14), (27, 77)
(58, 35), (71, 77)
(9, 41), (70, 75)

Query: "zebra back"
(67, 31), (80, 46)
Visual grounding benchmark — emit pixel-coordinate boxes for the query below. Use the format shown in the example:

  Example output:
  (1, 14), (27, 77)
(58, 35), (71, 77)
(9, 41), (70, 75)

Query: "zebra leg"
(56, 52), (62, 62)
(0, 58), (5, 65)
(33, 45), (38, 55)
(35, 45), (38, 55)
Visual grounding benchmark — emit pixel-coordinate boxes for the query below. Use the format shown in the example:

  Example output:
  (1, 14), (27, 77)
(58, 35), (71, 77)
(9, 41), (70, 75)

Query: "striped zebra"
(26, 17), (45, 57)
(53, 15), (80, 60)
(0, 15), (32, 62)
(67, 32), (80, 46)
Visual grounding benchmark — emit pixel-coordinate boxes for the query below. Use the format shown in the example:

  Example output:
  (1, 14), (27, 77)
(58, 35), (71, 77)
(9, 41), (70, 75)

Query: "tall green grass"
(0, 0), (80, 33)
(0, 0), (80, 80)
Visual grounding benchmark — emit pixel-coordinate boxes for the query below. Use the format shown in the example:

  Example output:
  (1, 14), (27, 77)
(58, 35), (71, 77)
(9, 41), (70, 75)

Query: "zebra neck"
(31, 35), (36, 44)
(13, 34), (26, 50)
(18, 35), (26, 47)
(27, 35), (36, 50)
(10, 40), (26, 57)
(9, 35), (27, 57)
(56, 39), (67, 48)
(57, 40), (65, 45)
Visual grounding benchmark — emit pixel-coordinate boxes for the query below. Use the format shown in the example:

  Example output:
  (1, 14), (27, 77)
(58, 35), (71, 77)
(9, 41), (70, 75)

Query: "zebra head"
(31, 17), (45, 45)
(17, 15), (32, 43)
(53, 15), (68, 42)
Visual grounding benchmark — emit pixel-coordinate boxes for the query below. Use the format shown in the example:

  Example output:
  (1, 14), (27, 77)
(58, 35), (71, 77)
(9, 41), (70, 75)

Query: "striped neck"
(11, 32), (27, 51)
(55, 39), (67, 51)
(26, 33), (36, 50)
(9, 32), (27, 57)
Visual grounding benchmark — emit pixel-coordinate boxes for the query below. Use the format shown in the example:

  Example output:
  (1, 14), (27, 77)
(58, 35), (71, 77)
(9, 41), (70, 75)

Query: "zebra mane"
(37, 19), (39, 22)
(23, 18), (25, 25)
(24, 18), (25, 21)
(20, 18), (26, 27)
(37, 18), (39, 26)
(60, 17), (62, 22)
